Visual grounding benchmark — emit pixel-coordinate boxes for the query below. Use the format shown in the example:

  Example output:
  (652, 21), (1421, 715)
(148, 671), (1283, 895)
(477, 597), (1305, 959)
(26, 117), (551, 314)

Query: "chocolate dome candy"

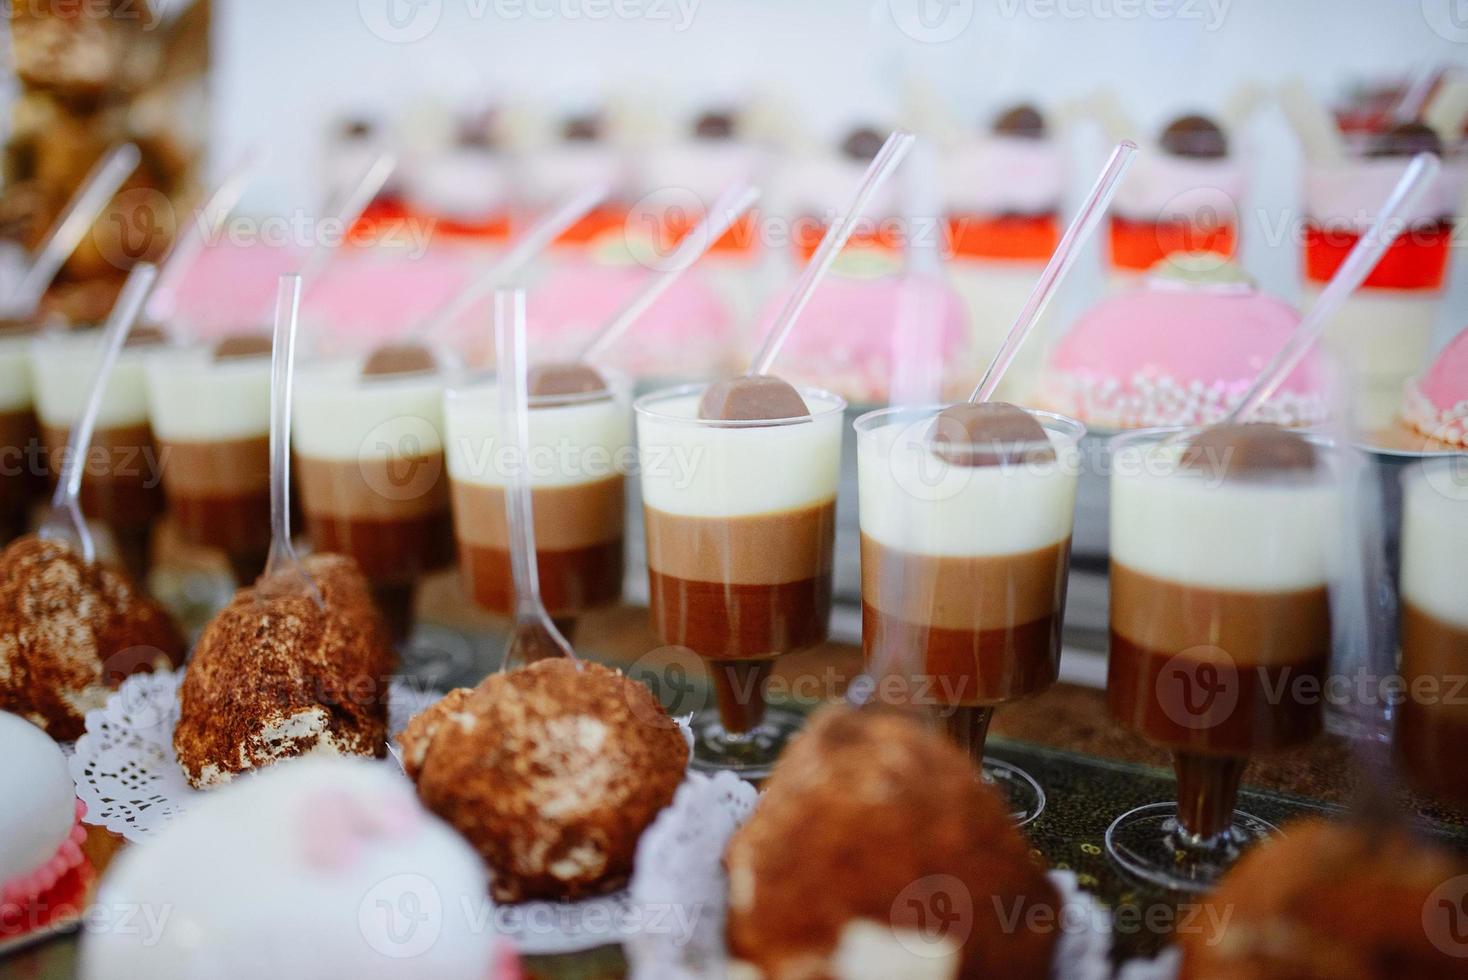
(928, 401), (1055, 467)
(1182, 422), (1318, 481)
(362, 343), (437, 378)
(1160, 114), (1228, 159)
(697, 375), (809, 422)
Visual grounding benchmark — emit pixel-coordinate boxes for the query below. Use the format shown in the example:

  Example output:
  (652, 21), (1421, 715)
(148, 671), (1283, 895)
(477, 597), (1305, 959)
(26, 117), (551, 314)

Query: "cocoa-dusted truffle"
(174, 553), (395, 789)
(399, 658), (688, 903)
(928, 401), (1055, 467)
(0, 535), (185, 740)
(1180, 818), (1468, 979)
(726, 706), (1060, 980)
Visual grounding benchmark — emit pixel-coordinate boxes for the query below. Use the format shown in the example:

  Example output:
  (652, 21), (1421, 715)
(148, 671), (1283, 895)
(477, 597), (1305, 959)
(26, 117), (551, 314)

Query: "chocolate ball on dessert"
(362, 342), (437, 378)
(212, 333), (273, 361)
(527, 362), (609, 399)
(1160, 114), (1228, 159)
(0, 536), (185, 740)
(398, 658), (688, 903)
(174, 553), (396, 790)
(841, 126), (887, 163)
(1367, 120), (1445, 159)
(563, 114), (603, 143)
(726, 706), (1060, 980)
(697, 375), (810, 422)
(1179, 818), (1468, 979)
(928, 401), (1055, 467)
(992, 104), (1047, 140)
(1182, 422), (1318, 481)
(694, 110), (736, 141)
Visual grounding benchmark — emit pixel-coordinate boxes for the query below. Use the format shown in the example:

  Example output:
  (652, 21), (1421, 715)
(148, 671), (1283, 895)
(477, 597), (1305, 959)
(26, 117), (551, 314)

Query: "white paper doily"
(68, 669), (441, 842)
(624, 778), (1111, 980)
(1117, 947), (1182, 980)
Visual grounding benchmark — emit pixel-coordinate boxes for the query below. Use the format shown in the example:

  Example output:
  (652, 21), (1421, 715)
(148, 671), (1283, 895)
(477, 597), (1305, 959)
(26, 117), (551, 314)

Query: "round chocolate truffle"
(697, 375), (810, 422)
(0, 536), (185, 740)
(174, 553), (395, 790)
(362, 342), (437, 378)
(841, 127), (887, 163)
(1160, 114), (1228, 159)
(726, 706), (1060, 980)
(992, 104), (1046, 140)
(928, 401), (1055, 467)
(1181, 422), (1318, 481)
(399, 658), (688, 903)
(563, 114), (602, 143)
(1180, 818), (1468, 979)
(694, 110), (736, 141)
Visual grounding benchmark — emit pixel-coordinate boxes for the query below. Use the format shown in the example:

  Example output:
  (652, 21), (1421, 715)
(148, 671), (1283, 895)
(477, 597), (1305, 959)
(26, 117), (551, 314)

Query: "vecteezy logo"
(358, 418), (444, 503)
(887, 0), (975, 43)
(359, 0), (443, 43)
(1425, 875), (1468, 957)
(1155, 646), (1241, 732)
(97, 188), (177, 271)
(892, 874), (973, 959)
(1423, 0), (1468, 42)
(359, 873), (443, 958)
(626, 645), (707, 726)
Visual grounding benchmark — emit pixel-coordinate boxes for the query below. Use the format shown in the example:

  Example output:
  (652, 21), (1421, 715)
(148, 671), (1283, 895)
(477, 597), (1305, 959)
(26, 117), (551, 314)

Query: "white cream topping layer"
(30, 332), (158, 428)
(146, 347), (272, 442)
(1110, 441), (1339, 591)
(1402, 462), (1468, 630)
(857, 415), (1079, 556)
(0, 335), (32, 413)
(292, 359), (451, 462)
(637, 390), (844, 517)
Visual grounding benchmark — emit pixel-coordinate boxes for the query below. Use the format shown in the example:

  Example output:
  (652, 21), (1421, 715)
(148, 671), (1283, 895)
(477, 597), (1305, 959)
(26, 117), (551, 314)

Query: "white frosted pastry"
(0, 711), (86, 911)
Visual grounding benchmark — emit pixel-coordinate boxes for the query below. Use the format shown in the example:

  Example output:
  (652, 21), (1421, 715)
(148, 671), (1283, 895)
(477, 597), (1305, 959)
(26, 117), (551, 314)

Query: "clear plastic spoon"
(418, 182), (610, 342)
(579, 182), (760, 361)
(968, 140), (1137, 403)
(8, 143), (141, 315)
(747, 129), (915, 377)
(256, 273), (322, 605)
(145, 146), (264, 324)
(37, 261), (157, 562)
(292, 151), (398, 298)
(1222, 152), (1441, 426)
(495, 287), (577, 668)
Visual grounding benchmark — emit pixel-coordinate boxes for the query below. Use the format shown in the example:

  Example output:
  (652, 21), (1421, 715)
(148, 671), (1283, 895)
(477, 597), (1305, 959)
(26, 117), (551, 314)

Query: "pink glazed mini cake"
(1403, 327), (1468, 448)
(751, 272), (971, 406)
(1041, 258), (1330, 430)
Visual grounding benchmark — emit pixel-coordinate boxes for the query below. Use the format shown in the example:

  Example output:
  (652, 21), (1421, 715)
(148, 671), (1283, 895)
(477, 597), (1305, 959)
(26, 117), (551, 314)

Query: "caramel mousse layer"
(158, 435), (271, 557)
(1107, 562), (1330, 756)
(297, 453), (453, 586)
(452, 476), (624, 616)
(39, 421), (165, 529)
(645, 500), (836, 660)
(861, 536), (1068, 705)
(1398, 602), (1468, 805)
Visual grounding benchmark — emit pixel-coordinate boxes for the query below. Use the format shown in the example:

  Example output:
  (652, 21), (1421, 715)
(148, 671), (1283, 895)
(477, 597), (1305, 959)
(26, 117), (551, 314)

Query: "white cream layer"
(443, 377), (631, 489)
(1112, 154), (1246, 221)
(1305, 157), (1467, 230)
(293, 359), (451, 462)
(0, 335), (33, 413)
(637, 390), (844, 517)
(146, 347), (272, 442)
(857, 415), (1079, 557)
(1110, 441), (1339, 591)
(30, 332), (158, 428)
(1402, 463), (1468, 631)
(943, 135), (1064, 215)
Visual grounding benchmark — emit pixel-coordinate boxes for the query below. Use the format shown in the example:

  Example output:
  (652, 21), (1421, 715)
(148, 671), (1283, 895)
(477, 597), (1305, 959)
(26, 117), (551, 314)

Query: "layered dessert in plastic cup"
(943, 104), (1066, 403)
(29, 327), (168, 578)
(856, 402), (1084, 823)
(293, 349), (458, 641)
(636, 381), (844, 776)
(1105, 424), (1337, 891)
(443, 367), (631, 627)
(145, 337), (274, 582)
(1396, 457), (1468, 807)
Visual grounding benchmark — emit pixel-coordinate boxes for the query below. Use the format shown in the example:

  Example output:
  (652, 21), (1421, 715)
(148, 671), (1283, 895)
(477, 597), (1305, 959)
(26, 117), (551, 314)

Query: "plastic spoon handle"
(579, 183), (760, 361)
(969, 140), (1137, 403)
(495, 287), (575, 665)
(10, 144), (141, 314)
(40, 262), (157, 562)
(420, 183), (610, 341)
(259, 274), (321, 603)
(1224, 152), (1441, 425)
(296, 151), (397, 290)
(747, 129), (916, 377)
(146, 146), (263, 323)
